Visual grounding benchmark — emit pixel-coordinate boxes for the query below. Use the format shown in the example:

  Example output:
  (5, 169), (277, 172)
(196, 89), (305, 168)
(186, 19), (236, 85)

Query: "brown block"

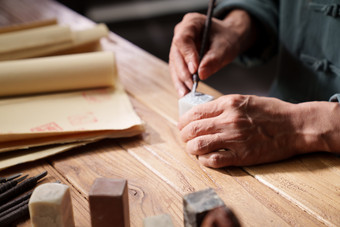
(89, 178), (130, 227)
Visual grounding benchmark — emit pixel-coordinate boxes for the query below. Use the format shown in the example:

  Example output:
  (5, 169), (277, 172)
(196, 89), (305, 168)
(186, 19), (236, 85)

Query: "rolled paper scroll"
(0, 51), (116, 97)
(0, 25), (72, 54)
(0, 24), (109, 61)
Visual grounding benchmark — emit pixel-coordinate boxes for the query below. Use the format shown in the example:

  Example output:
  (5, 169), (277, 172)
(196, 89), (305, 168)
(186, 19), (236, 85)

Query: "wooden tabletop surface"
(1, 0), (339, 226)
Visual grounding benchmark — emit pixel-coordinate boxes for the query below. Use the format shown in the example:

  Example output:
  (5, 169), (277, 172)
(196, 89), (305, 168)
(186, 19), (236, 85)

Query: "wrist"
(222, 9), (258, 55)
(292, 102), (340, 154)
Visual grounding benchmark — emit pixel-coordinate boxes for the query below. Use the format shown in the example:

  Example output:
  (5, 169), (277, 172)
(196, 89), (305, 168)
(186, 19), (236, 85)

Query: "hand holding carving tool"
(192, 0), (216, 95)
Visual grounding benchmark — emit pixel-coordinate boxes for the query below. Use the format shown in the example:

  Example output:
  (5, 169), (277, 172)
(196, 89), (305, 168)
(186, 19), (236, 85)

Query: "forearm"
(292, 101), (340, 154)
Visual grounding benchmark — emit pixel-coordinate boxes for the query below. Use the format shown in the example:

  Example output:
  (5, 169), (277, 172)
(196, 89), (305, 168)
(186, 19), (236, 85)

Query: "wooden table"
(1, 0), (339, 226)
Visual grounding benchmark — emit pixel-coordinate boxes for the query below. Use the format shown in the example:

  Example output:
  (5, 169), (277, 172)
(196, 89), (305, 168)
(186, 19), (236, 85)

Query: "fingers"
(173, 13), (203, 71)
(199, 36), (233, 80)
(178, 98), (223, 130)
(169, 13), (205, 96)
(180, 118), (217, 142)
(198, 149), (237, 168)
(186, 133), (228, 155)
(169, 45), (192, 96)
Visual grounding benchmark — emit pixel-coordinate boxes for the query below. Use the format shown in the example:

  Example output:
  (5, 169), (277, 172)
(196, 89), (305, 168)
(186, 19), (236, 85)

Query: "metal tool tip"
(34, 171), (48, 181)
(16, 174), (29, 183)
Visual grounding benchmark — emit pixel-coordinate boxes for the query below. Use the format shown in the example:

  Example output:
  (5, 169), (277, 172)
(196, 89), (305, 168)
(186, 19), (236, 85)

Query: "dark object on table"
(0, 173), (22, 183)
(89, 178), (130, 227)
(0, 191), (32, 214)
(0, 203), (29, 227)
(0, 171), (47, 205)
(201, 206), (241, 227)
(192, 0), (216, 94)
(0, 174), (28, 194)
(183, 188), (225, 227)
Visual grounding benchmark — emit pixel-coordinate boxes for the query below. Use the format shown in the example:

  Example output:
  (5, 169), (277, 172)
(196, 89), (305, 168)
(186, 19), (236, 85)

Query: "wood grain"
(48, 141), (183, 227)
(1, 0), (339, 226)
(245, 153), (340, 226)
(122, 96), (325, 226)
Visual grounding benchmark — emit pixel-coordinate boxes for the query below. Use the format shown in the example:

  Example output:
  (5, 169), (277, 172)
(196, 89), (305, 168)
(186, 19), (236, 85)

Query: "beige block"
(29, 183), (75, 227)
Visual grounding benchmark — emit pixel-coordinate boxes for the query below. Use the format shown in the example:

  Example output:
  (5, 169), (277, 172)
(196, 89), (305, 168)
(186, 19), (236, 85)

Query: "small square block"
(89, 178), (130, 227)
(183, 188), (225, 227)
(178, 92), (214, 116)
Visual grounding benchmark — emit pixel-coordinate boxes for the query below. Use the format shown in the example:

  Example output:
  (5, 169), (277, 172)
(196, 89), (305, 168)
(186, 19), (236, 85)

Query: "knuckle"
(191, 106), (204, 118)
(188, 138), (204, 154)
(189, 124), (200, 137)
(225, 94), (245, 107)
(172, 31), (182, 45)
(207, 153), (221, 168)
(193, 138), (204, 150)
(205, 52), (219, 63)
(183, 12), (201, 21)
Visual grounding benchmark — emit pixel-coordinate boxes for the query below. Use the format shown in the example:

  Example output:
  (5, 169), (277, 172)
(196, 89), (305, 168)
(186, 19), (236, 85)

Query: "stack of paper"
(0, 19), (108, 61)
(0, 21), (144, 170)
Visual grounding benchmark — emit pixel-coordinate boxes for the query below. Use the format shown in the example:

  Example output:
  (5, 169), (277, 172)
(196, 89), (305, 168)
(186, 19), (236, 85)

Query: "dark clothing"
(215, 0), (340, 103)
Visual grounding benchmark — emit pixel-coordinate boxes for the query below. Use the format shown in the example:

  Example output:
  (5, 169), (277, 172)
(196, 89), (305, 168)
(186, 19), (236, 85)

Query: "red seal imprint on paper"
(82, 89), (111, 103)
(68, 112), (98, 126)
(31, 122), (63, 132)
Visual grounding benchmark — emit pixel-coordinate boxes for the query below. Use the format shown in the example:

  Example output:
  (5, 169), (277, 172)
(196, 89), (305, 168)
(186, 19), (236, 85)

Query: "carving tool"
(0, 202), (29, 226)
(0, 191), (32, 214)
(0, 171), (47, 205)
(192, 0), (216, 95)
(0, 173), (22, 183)
(0, 197), (29, 218)
(0, 174), (28, 194)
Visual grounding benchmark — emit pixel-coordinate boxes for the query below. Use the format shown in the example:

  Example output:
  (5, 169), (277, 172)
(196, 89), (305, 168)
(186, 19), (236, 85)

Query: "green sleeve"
(214, 0), (279, 67)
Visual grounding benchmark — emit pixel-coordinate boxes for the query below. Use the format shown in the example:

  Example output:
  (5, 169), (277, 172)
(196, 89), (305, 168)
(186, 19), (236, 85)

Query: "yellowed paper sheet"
(0, 51), (144, 152)
(0, 142), (89, 171)
(0, 25), (73, 54)
(0, 24), (108, 61)
(0, 51), (116, 97)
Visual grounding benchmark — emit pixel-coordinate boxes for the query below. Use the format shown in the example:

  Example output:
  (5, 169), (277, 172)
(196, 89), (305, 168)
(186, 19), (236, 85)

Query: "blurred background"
(58, 0), (276, 96)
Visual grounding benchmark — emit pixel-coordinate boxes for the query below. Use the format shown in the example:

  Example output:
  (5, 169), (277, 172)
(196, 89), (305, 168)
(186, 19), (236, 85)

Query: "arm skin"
(170, 10), (340, 168)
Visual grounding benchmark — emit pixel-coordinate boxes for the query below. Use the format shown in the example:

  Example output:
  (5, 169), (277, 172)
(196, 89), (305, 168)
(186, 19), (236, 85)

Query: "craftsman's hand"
(178, 95), (339, 168)
(169, 10), (257, 97)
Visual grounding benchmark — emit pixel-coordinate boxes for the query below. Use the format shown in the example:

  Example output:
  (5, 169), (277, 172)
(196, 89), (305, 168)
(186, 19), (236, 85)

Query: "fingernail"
(188, 62), (195, 74)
